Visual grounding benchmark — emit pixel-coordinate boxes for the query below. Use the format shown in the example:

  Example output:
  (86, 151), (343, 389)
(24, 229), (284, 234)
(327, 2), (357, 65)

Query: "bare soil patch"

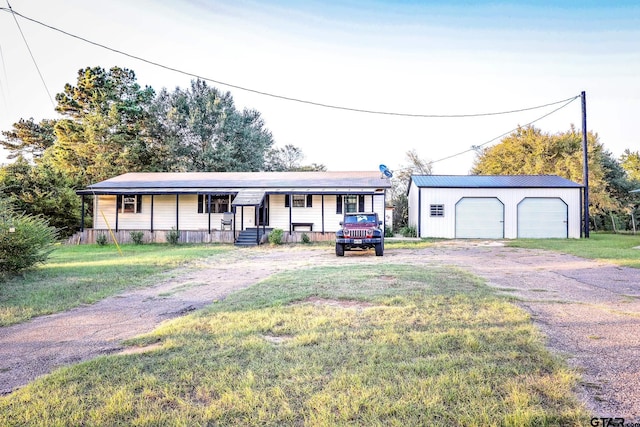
(1, 243), (640, 421)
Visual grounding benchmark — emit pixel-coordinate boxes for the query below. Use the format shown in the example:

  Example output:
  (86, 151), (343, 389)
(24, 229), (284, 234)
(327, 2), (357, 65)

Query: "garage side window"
(430, 204), (444, 217)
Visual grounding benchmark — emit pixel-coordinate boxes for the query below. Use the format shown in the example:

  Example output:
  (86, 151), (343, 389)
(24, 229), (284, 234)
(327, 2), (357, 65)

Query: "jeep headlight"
(343, 228), (350, 238)
(366, 228), (375, 238)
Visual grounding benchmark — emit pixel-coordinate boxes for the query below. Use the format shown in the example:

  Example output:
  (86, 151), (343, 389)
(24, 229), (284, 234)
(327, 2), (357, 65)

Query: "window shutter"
(336, 195), (342, 214)
(136, 195), (142, 213)
(116, 195), (122, 211)
(358, 195), (365, 212)
(285, 194), (290, 207)
(306, 194), (313, 208)
(197, 195), (204, 214)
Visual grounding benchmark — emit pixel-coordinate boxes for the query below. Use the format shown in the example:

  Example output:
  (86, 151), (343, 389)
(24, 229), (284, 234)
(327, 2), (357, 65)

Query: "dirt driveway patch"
(1, 243), (639, 420)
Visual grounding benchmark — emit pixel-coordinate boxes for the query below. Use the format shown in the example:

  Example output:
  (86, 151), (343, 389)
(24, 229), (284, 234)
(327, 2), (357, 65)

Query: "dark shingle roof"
(78, 171), (391, 195)
(411, 175), (582, 188)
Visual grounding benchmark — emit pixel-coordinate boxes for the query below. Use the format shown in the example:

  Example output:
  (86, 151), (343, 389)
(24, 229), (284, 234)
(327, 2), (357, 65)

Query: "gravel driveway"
(1, 242), (639, 421)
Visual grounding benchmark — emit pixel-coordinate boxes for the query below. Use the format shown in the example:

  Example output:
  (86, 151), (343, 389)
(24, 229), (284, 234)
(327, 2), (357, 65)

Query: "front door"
(258, 195), (269, 226)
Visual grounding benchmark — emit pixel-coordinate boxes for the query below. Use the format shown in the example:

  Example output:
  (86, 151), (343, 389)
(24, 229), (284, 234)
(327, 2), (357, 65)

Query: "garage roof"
(411, 175), (583, 189)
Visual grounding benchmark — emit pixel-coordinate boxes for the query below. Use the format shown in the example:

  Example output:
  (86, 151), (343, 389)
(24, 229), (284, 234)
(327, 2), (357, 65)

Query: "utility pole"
(581, 91), (590, 238)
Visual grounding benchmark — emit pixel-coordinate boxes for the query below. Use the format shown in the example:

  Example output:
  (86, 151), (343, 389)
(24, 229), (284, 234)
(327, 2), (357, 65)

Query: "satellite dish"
(379, 164), (393, 178)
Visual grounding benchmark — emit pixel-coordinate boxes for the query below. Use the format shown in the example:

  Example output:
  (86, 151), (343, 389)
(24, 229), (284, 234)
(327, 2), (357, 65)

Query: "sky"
(0, 0), (639, 175)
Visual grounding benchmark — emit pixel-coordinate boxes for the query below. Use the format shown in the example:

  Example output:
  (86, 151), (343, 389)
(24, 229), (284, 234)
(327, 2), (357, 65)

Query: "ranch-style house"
(75, 171), (391, 245)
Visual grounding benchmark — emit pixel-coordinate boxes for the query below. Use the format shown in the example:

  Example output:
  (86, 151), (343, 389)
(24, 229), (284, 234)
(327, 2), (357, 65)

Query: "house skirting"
(65, 229), (336, 245)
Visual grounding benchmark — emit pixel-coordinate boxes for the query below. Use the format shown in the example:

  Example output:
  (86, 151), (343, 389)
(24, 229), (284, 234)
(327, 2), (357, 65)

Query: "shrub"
(96, 233), (108, 246)
(130, 231), (144, 245)
(166, 228), (180, 245)
(384, 227), (394, 237)
(400, 225), (417, 238)
(301, 232), (311, 244)
(0, 198), (58, 277)
(268, 228), (284, 245)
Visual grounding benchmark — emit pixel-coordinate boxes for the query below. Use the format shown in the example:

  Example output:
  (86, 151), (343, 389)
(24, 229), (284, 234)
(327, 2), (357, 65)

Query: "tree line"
(0, 66), (325, 238)
(2, 65), (639, 252)
(472, 125), (640, 232)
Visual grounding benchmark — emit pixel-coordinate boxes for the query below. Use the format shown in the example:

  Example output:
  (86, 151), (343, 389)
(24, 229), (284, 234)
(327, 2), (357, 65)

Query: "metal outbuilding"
(408, 175), (583, 239)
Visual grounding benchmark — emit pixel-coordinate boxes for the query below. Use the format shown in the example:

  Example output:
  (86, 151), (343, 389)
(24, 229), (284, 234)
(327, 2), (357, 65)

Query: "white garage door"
(455, 198), (504, 239)
(518, 198), (567, 238)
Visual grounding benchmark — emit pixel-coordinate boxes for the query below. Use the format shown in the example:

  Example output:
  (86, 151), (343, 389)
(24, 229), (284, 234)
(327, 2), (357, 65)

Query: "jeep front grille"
(348, 229), (368, 238)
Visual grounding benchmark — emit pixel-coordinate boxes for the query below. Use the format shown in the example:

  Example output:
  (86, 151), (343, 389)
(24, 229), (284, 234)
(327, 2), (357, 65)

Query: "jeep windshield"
(344, 214), (377, 224)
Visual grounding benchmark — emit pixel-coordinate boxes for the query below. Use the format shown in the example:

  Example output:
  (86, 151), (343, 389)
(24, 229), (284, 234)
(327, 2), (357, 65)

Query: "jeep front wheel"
(336, 243), (345, 257)
(375, 243), (383, 256)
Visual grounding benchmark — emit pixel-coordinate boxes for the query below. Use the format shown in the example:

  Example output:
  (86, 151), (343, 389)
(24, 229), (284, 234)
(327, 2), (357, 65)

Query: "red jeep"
(335, 212), (384, 256)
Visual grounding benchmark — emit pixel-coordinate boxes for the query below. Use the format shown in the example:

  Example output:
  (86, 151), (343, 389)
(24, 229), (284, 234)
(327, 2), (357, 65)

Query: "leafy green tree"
(620, 149), (640, 183)
(264, 144), (327, 171)
(50, 66), (157, 185)
(0, 157), (82, 237)
(151, 79), (274, 172)
(295, 163), (327, 172)
(0, 118), (57, 160)
(472, 125), (634, 230)
(0, 195), (58, 277)
(391, 149), (432, 229)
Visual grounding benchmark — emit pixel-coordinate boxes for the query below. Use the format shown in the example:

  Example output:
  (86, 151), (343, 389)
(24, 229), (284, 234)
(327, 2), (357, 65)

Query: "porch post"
(207, 194), (211, 234)
(321, 194), (325, 234)
(150, 195), (154, 232)
(233, 207), (237, 242)
(115, 196), (119, 232)
(289, 193), (292, 235)
(382, 192), (386, 233)
(262, 197), (266, 235)
(80, 195), (85, 231)
(175, 194), (179, 230)
(255, 205), (259, 245)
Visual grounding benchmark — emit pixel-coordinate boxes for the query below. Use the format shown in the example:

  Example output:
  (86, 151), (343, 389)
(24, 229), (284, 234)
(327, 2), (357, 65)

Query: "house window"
(430, 204), (444, 217)
(344, 195), (358, 213)
(117, 195), (142, 213)
(285, 194), (313, 208)
(198, 195), (230, 213)
(341, 195), (365, 213)
(293, 194), (306, 207)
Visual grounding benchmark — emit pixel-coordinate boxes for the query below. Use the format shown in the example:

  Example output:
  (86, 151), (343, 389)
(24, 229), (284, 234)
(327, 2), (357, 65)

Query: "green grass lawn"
(0, 264), (590, 426)
(0, 244), (232, 326)
(508, 233), (640, 268)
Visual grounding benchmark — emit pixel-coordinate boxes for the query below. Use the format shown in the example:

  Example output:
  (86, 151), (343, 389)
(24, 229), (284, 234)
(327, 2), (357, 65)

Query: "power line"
(431, 96), (579, 164)
(4, 2), (55, 108)
(1, 7), (579, 119)
(0, 43), (9, 110)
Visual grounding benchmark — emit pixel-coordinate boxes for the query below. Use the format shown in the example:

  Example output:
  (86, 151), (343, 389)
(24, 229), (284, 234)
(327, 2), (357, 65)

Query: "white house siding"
(373, 195), (385, 227)
(95, 195), (229, 231)
(416, 187), (581, 239)
(94, 192), (386, 233)
(152, 195), (179, 230)
(268, 193), (385, 233)
(94, 195), (115, 229)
